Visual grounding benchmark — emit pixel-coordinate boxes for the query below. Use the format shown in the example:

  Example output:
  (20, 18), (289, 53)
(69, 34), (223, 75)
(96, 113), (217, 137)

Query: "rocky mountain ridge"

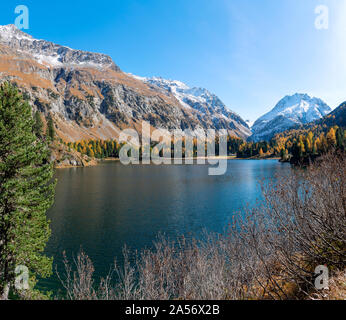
(0, 24), (119, 71)
(250, 93), (331, 141)
(131, 75), (251, 138)
(0, 24), (251, 141)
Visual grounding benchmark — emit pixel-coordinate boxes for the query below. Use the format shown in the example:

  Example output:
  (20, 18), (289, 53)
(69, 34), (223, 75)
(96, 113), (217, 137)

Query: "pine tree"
(97, 144), (102, 158)
(0, 83), (55, 299)
(33, 111), (43, 139)
(336, 128), (344, 150)
(280, 148), (285, 159)
(291, 140), (300, 161)
(77, 143), (82, 153)
(47, 116), (55, 141)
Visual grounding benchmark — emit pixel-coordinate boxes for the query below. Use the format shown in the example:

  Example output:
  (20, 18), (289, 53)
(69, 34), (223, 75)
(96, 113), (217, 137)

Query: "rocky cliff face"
(132, 76), (251, 138)
(0, 24), (251, 141)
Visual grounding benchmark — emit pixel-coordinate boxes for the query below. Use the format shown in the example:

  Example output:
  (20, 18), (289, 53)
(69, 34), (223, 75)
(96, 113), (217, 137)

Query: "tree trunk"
(0, 284), (9, 300)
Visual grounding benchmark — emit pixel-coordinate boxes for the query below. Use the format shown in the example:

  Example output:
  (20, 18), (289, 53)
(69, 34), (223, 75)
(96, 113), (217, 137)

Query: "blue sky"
(1, 0), (346, 123)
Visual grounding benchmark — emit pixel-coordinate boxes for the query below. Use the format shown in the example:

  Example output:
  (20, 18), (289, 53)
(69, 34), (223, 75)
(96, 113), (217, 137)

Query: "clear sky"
(1, 0), (346, 123)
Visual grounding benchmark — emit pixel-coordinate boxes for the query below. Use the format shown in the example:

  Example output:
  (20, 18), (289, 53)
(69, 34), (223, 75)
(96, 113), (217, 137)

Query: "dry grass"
(308, 271), (346, 300)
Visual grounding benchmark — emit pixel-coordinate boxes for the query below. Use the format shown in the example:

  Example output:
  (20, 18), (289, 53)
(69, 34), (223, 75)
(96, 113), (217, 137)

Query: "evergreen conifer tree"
(0, 83), (55, 299)
(47, 116), (55, 141)
(33, 111), (44, 139)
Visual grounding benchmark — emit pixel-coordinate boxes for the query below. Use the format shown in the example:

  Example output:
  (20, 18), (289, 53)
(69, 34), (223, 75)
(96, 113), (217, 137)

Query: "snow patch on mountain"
(0, 24), (119, 71)
(250, 93), (331, 141)
(0, 24), (252, 139)
(0, 24), (34, 41)
(128, 75), (251, 137)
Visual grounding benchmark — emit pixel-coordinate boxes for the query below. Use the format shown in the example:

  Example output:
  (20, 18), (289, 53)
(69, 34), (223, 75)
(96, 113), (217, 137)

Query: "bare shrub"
(258, 152), (345, 298)
(56, 251), (98, 300)
(136, 234), (230, 300)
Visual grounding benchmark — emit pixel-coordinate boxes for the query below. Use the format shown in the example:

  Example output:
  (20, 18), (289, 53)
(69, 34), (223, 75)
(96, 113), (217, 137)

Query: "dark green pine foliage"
(33, 111), (44, 139)
(336, 128), (345, 151)
(0, 82), (55, 299)
(47, 116), (55, 141)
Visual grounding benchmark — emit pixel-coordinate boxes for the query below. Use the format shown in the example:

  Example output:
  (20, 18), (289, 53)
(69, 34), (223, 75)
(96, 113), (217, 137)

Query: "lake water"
(39, 160), (290, 293)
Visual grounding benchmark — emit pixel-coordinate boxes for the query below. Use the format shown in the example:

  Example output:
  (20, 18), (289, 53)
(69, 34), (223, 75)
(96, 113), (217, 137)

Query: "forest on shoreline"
(61, 124), (345, 166)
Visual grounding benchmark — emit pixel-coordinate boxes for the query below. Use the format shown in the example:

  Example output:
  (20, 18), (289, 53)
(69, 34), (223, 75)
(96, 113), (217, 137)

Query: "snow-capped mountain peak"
(250, 93), (331, 141)
(142, 77), (228, 114)
(0, 24), (119, 70)
(132, 76), (251, 137)
(0, 24), (252, 141)
(269, 93), (330, 119)
(0, 24), (34, 41)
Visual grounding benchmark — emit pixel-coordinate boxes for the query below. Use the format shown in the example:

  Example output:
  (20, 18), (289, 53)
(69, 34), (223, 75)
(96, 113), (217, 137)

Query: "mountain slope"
(313, 101), (346, 128)
(250, 93), (331, 141)
(131, 76), (251, 138)
(0, 25), (251, 141)
(0, 24), (119, 71)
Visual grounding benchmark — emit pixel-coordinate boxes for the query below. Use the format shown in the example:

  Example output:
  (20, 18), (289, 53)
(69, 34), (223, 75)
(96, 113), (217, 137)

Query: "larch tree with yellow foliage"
(326, 127), (337, 147)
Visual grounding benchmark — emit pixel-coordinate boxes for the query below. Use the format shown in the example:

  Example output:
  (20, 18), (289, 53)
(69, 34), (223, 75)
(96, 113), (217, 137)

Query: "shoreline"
(54, 156), (281, 169)
(54, 159), (100, 169)
(102, 156), (281, 161)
